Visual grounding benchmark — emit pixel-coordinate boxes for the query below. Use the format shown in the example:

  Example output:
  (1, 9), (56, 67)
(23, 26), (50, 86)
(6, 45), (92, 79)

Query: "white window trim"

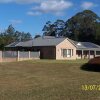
(61, 49), (72, 58)
(67, 49), (71, 58)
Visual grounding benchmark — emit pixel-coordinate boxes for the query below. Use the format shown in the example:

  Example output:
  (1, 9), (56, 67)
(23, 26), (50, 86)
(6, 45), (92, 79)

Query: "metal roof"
(5, 36), (66, 47)
(17, 40), (33, 47)
(17, 36), (66, 47)
(5, 36), (100, 51)
(70, 40), (100, 50)
(5, 42), (20, 47)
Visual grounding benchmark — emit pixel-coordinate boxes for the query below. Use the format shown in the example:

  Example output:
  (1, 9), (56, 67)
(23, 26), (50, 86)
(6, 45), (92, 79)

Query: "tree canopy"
(42, 10), (100, 44)
(34, 34), (41, 39)
(0, 25), (32, 50)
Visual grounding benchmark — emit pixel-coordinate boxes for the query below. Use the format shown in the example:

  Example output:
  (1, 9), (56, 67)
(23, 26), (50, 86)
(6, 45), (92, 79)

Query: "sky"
(0, 0), (100, 37)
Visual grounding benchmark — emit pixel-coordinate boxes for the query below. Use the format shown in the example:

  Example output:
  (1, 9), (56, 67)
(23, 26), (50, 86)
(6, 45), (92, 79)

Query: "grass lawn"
(0, 60), (100, 100)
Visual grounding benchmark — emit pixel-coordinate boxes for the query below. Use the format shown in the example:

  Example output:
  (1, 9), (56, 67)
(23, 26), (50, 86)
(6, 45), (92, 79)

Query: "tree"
(7, 24), (15, 34)
(42, 10), (100, 44)
(14, 31), (32, 42)
(54, 19), (65, 37)
(21, 32), (32, 41)
(0, 25), (32, 50)
(34, 35), (41, 39)
(95, 22), (100, 44)
(6, 24), (16, 43)
(42, 21), (56, 36)
(65, 10), (100, 42)
(42, 20), (66, 37)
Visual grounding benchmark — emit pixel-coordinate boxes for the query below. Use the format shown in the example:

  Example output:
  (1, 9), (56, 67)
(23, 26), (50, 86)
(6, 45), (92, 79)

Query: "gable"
(56, 38), (76, 49)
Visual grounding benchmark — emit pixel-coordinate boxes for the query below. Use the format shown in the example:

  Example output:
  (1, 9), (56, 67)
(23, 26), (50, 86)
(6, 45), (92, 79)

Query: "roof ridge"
(67, 38), (77, 47)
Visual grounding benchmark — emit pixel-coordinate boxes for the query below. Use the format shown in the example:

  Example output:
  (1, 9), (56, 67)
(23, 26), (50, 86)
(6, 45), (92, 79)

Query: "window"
(67, 49), (71, 57)
(61, 49), (71, 57)
(96, 51), (100, 55)
(63, 49), (67, 57)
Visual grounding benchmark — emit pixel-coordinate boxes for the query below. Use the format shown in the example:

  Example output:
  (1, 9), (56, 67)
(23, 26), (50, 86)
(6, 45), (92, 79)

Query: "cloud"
(15, 0), (43, 4)
(27, 11), (41, 16)
(28, 0), (73, 16)
(81, 2), (96, 9)
(9, 19), (22, 25)
(0, 0), (13, 3)
(0, 0), (73, 16)
(0, 0), (44, 4)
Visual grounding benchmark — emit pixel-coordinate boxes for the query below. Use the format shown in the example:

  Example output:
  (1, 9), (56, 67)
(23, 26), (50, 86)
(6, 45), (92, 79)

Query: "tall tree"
(54, 19), (65, 37)
(20, 32), (32, 41)
(0, 25), (32, 50)
(6, 24), (16, 43)
(95, 22), (100, 44)
(65, 10), (100, 42)
(42, 10), (100, 44)
(42, 21), (56, 36)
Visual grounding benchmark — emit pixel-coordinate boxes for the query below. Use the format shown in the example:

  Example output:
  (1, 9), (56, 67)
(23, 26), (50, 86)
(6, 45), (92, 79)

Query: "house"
(5, 36), (100, 60)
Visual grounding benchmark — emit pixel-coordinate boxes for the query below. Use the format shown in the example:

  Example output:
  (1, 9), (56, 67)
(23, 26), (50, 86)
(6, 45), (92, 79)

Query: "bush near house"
(81, 57), (100, 72)
(88, 56), (100, 64)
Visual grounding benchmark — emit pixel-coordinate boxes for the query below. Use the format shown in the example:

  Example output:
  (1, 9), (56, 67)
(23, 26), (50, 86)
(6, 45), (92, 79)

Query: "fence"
(18, 51), (40, 61)
(2, 51), (17, 62)
(0, 51), (40, 62)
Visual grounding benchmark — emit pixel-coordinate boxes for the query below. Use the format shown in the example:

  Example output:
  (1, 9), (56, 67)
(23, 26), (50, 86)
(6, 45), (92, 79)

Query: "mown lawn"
(0, 60), (100, 100)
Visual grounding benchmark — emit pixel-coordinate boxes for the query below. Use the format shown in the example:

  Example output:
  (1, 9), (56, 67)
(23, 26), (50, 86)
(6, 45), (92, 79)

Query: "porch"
(76, 50), (100, 59)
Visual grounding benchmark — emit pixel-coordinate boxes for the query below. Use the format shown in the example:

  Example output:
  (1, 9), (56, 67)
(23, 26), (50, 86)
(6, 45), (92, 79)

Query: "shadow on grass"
(81, 63), (100, 72)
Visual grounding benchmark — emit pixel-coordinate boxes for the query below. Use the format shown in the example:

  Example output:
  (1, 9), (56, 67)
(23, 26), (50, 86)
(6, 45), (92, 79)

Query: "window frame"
(67, 49), (71, 57)
(61, 49), (72, 58)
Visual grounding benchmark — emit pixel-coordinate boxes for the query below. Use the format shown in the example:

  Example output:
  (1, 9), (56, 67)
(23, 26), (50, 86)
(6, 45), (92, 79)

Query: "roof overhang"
(77, 48), (100, 51)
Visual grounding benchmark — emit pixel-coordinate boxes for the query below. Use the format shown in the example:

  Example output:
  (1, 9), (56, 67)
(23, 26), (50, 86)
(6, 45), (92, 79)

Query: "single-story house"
(5, 36), (100, 60)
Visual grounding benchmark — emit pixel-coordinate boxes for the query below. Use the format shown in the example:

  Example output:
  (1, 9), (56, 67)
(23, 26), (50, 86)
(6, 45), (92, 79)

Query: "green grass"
(30, 59), (89, 63)
(0, 60), (100, 100)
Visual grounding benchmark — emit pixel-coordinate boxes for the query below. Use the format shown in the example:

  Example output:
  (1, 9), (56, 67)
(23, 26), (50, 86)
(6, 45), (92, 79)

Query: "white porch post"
(82, 50), (83, 59)
(94, 50), (96, 57)
(88, 50), (90, 59)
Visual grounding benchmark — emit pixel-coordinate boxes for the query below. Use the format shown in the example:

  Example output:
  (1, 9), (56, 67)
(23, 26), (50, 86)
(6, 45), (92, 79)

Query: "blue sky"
(0, 0), (100, 37)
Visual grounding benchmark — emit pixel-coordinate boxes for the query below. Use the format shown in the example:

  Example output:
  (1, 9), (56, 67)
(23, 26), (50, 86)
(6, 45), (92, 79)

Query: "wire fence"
(2, 51), (17, 58)
(0, 51), (40, 62)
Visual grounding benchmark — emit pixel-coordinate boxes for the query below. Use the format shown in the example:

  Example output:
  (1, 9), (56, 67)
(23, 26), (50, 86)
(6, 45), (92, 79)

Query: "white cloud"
(81, 2), (95, 9)
(0, 0), (13, 3)
(27, 11), (41, 16)
(0, 0), (73, 16)
(0, 0), (45, 4)
(15, 0), (43, 4)
(9, 19), (22, 25)
(28, 0), (73, 16)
